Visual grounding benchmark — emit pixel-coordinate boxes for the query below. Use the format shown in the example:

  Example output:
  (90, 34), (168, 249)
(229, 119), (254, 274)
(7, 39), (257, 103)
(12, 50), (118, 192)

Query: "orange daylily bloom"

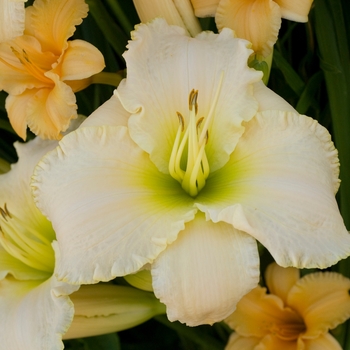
(225, 263), (350, 350)
(0, 0), (105, 140)
(191, 0), (313, 57)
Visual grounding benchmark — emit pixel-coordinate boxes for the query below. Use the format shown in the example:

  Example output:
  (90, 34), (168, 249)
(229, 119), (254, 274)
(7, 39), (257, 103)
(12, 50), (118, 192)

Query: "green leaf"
(85, 0), (128, 59)
(82, 334), (121, 350)
(295, 71), (324, 115)
(273, 49), (305, 96)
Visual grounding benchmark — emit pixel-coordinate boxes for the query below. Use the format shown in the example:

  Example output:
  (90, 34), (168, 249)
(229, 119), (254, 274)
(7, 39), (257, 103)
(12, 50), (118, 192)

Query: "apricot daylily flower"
(0, 137), (165, 349)
(0, 0), (26, 42)
(225, 263), (350, 350)
(191, 0), (314, 57)
(32, 19), (350, 326)
(0, 0), (105, 140)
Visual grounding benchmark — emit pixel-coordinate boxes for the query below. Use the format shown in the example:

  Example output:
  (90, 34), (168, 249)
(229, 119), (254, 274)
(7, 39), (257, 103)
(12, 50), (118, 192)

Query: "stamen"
(10, 47), (53, 84)
(0, 204), (55, 273)
(168, 73), (224, 196)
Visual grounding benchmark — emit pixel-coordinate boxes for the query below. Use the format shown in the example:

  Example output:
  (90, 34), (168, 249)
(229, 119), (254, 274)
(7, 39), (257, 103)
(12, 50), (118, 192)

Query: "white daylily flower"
(0, 0), (26, 43)
(32, 19), (350, 326)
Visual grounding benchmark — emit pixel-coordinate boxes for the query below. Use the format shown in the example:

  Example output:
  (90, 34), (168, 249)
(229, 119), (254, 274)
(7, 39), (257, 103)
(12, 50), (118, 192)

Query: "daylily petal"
(302, 333), (342, 350)
(0, 275), (78, 350)
(225, 286), (304, 339)
(225, 333), (261, 350)
(0, 0), (25, 42)
(60, 39), (105, 81)
(198, 111), (350, 269)
(28, 0), (88, 54)
(152, 212), (259, 326)
(288, 272), (350, 338)
(32, 126), (197, 284)
(256, 334), (298, 350)
(191, 0), (219, 17)
(6, 89), (36, 139)
(265, 263), (299, 304)
(27, 73), (77, 139)
(215, 0), (282, 57)
(253, 81), (296, 113)
(274, 0), (313, 22)
(117, 18), (261, 173)
(81, 93), (131, 128)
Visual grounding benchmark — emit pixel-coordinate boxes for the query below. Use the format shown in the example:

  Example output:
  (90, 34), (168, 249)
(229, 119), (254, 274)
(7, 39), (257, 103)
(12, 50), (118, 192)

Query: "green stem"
(91, 72), (124, 87)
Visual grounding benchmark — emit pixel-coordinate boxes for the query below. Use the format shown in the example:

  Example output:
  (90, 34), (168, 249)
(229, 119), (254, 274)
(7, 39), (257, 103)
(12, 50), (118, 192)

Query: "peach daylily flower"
(191, 0), (314, 57)
(0, 0), (105, 140)
(225, 263), (350, 350)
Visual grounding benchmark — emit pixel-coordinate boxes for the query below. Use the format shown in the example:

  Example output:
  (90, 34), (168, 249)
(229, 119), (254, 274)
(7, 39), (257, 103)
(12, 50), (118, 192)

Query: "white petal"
(0, 276), (78, 350)
(197, 111), (350, 268)
(32, 126), (197, 284)
(117, 18), (261, 173)
(81, 93), (130, 128)
(253, 81), (296, 113)
(151, 212), (259, 326)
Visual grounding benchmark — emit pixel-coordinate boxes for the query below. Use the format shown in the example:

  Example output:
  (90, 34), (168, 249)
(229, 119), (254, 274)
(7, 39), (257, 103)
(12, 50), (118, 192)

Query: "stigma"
(169, 73), (223, 197)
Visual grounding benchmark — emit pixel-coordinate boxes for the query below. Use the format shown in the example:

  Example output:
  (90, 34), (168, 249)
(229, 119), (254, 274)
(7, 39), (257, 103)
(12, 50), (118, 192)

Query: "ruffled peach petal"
(191, 0), (219, 17)
(26, 74), (77, 139)
(225, 333), (261, 350)
(215, 0), (282, 57)
(60, 39), (105, 81)
(265, 263), (299, 304)
(274, 0), (313, 22)
(29, 0), (88, 54)
(5, 90), (35, 140)
(302, 333), (342, 350)
(225, 286), (304, 339)
(287, 272), (350, 338)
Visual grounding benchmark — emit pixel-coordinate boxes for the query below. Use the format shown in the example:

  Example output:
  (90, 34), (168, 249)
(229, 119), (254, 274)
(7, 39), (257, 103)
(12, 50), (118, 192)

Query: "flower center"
(266, 317), (307, 341)
(0, 204), (55, 273)
(169, 73), (223, 197)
